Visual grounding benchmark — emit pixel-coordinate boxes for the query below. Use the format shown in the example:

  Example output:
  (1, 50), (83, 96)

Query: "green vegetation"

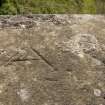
(0, 0), (104, 14)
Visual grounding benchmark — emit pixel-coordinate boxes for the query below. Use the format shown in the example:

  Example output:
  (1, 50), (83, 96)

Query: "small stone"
(94, 89), (101, 97)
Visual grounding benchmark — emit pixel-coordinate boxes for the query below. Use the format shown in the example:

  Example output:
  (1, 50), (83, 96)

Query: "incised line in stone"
(31, 47), (58, 71)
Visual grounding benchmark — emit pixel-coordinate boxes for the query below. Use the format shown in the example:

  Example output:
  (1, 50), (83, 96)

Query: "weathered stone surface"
(0, 15), (105, 105)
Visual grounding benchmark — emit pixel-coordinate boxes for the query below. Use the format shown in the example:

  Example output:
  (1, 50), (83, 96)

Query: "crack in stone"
(12, 58), (39, 62)
(4, 51), (39, 66)
(31, 47), (58, 71)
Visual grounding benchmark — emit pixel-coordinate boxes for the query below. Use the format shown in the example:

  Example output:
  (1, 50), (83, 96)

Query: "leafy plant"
(0, 0), (104, 14)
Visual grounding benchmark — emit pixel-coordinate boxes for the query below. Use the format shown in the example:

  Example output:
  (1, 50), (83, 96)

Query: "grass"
(0, 0), (105, 14)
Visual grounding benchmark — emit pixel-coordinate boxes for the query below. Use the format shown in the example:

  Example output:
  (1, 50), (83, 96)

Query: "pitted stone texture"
(61, 33), (100, 58)
(0, 15), (105, 105)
